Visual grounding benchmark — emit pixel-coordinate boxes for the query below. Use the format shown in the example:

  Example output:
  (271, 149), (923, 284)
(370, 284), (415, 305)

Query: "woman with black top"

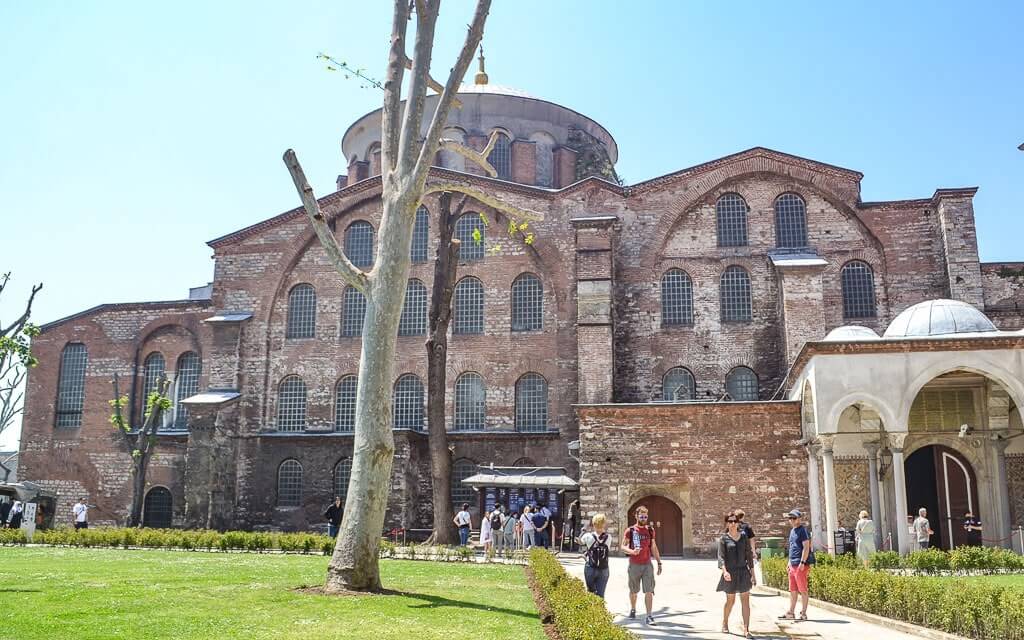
(717, 513), (756, 638)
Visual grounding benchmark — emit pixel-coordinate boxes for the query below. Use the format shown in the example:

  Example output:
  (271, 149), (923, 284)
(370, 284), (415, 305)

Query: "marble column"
(889, 433), (911, 554)
(994, 436), (1012, 549)
(864, 441), (883, 548)
(820, 435), (838, 554)
(806, 444), (824, 549)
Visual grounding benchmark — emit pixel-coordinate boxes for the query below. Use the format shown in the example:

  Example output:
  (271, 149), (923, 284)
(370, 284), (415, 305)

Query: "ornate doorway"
(627, 495), (684, 556)
(904, 445), (979, 549)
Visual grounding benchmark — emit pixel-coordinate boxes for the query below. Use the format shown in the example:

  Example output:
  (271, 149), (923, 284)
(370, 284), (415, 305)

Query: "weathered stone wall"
(834, 458), (870, 529)
(981, 262), (1024, 330)
(1009, 454), (1024, 528)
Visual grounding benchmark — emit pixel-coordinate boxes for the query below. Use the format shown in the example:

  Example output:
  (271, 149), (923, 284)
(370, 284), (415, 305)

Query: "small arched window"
(725, 367), (759, 401)
(398, 279), (428, 336)
(344, 221), (375, 268)
(141, 352), (165, 421)
(511, 274), (543, 332)
(411, 205), (430, 263)
(774, 193), (808, 248)
(277, 375), (307, 432)
(662, 367), (696, 401)
(333, 458), (352, 502)
(393, 374), (425, 431)
(453, 277), (484, 334)
(55, 343), (88, 428)
(286, 283), (316, 339)
(487, 132), (512, 180)
(334, 375), (357, 433)
(451, 458), (477, 505)
(716, 193), (749, 247)
(454, 372), (486, 431)
(142, 487), (173, 528)
(720, 266), (752, 322)
(515, 373), (548, 433)
(367, 142), (382, 176)
(172, 351), (201, 430)
(340, 286), (367, 337)
(277, 459), (303, 507)
(454, 213), (486, 261)
(841, 261), (877, 319)
(661, 269), (694, 326)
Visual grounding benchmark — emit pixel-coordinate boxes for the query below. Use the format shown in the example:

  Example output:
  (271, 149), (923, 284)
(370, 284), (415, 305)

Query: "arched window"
(726, 367), (759, 401)
(487, 132), (512, 180)
(451, 458), (476, 505)
(55, 343), (88, 428)
(398, 279), (428, 336)
(334, 375), (357, 433)
(277, 459), (303, 507)
(340, 286), (367, 337)
(333, 458), (352, 502)
(277, 375), (307, 432)
(716, 193), (749, 247)
(172, 351), (201, 430)
(141, 352), (165, 421)
(454, 372), (486, 431)
(511, 274), (543, 332)
(515, 373), (548, 433)
(286, 283), (316, 339)
(841, 261), (877, 319)
(662, 367), (696, 401)
(411, 205), (429, 263)
(720, 266), (752, 322)
(142, 487), (173, 528)
(454, 213), (486, 261)
(367, 142), (382, 176)
(661, 269), (694, 326)
(774, 193), (808, 248)
(453, 277), (484, 334)
(512, 457), (535, 467)
(344, 221), (375, 268)
(393, 374), (425, 431)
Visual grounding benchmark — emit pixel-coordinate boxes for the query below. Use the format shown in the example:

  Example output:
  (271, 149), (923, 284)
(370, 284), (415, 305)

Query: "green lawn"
(0, 547), (547, 640)
(964, 573), (1024, 589)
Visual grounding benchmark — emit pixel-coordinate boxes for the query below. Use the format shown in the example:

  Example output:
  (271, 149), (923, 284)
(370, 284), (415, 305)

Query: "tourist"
(480, 510), (493, 553)
(580, 513), (610, 598)
(531, 504), (550, 548)
(520, 505), (535, 548)
(622, 504), (662, 626)
(907, 515), (918, 552)
(963, 512), (983, 547)
(8, 501), (23, 529)
(540, 503), (553, 548)
(323, 496), (343, 538)
(453, 503), (472, 546)
(567, 499), (581, 552)
(0, 498), (11, 528)
(491, 508), (505, 552)
(503, 508), (518, 552)
(734, 508), (757, 557)
(718, 512), (755, 638)
(913, 508), (933, 549)
(779, 508), (813, 622)
(73, 497), (89, 530)
(855, 510), (876, 568)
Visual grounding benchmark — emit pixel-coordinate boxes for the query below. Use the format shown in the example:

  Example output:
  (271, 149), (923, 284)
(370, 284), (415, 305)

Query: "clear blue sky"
(1, 1), (1022, 448)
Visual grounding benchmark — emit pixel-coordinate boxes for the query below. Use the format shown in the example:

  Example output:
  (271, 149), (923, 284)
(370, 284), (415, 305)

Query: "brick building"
(18, 70), (1024, 554)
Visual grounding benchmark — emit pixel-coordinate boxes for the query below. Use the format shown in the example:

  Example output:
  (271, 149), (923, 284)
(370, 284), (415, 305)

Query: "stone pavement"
(560, 556), (930, 640)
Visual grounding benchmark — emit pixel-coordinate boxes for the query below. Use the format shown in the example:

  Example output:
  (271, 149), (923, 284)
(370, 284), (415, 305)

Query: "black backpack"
(585, 533), (609, 568)
(491, 512), (502, 530)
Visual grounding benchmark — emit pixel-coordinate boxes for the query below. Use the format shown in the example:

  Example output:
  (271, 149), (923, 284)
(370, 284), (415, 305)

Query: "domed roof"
(823, 325), (880, 342)
(455, 83), (537, 99)
(883, 299), (998, 338)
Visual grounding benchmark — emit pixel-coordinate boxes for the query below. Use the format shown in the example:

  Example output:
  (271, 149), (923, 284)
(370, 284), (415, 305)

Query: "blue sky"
(1, 1), (1021, 448)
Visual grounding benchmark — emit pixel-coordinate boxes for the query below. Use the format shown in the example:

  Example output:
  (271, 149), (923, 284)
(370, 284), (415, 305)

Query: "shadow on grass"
(296, 585), (539, 621)
(0, 588), (42, 593)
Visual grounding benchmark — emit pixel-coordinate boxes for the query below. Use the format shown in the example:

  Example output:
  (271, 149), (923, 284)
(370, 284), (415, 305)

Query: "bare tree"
(0, 272), (42, 482)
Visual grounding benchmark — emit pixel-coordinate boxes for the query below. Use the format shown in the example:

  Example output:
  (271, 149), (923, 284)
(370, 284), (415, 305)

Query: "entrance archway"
(904, 445), (979, 549)
(143, 487), (173, 528)
(627, 495), (683, 556)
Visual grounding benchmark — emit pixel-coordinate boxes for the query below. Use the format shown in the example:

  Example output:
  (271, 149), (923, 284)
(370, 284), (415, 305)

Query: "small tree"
(0, 272), (42, 482)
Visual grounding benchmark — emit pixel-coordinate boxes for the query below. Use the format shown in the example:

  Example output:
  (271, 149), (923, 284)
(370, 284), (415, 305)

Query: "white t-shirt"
(480, 518), (492, 543)
(913, 516), (930, 542)
(454, 510), (471, 527)
(580, 531), (598, 550)
(520, 513), (536, 532)
(73, 502), (88, 523)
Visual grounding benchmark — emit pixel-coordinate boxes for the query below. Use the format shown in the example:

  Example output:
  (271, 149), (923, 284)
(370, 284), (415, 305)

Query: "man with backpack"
(580, 513), (610, 598)
(622, 504), (662, 626)
(490, 507), (505, 552)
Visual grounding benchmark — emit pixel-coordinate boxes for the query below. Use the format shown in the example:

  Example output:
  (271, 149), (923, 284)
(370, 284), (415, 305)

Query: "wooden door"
(933, 446), (978, 549)
(628, 495), (684, 556)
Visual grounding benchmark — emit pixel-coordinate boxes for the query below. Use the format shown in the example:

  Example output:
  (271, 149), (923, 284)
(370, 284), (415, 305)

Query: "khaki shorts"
(627, 562), (655, 594)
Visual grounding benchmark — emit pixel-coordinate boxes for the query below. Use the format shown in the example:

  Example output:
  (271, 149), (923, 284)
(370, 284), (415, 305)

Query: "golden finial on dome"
(474, 45), (488, 85)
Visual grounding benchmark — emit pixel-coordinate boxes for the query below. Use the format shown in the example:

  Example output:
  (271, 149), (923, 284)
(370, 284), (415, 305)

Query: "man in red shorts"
(622, 504), (662, 625)
(780, 509), (814, 621)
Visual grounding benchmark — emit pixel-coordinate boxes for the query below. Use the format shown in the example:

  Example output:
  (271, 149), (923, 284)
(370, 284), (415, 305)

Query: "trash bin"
(759, 536), (784, 560)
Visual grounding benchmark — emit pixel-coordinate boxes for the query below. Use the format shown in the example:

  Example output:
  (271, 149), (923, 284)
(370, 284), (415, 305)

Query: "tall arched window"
(141, 352), (165, 421)
(55, 343), (88, 428)
(451, 458), (476, 505)
(454, 213), (486, 261)
(841, 261), (877, 319)
(172, 351), (201, 430)
(344, 221), (375, 268)
(487, 132), (512, 180)
(411, 205), (429, 263)
(511, 274), (543, 332)
(662, 367), (696, 401)
(398, 279), (428, 336)
(334, 375), (357, 433)
(393, 374), (425, 431)
(277, 459), (303, 507)
(142, 487), (173, 528)
(725, 367), (759, 401)
(277, 375), (307, 432)
(340, 286), (367, 337)
(515, 373), (548, 433)
(774, 193), (808, 248)
(661, 269), (694, 326)
(286, 283), (316, 339)
(454, 372), (486, 431)
(453, 277), (484, 334)
(333, 458), (352, 501)
(720, 266), (752, 322)
(716, 193), (749, 247)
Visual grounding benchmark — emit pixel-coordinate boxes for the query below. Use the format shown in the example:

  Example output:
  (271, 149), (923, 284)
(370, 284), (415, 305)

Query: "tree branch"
(422, 183), (545, 222)
(381, 0), (411, 175)
(439, 129), (500, 176)
(283, 150), (370, 293)
(403, 58), (462, 109)
(1, 281), (42, 338)
(398, 1), (440, 172)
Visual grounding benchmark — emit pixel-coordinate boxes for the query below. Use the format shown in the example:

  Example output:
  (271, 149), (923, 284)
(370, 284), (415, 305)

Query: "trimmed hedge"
(864, 547), (1024, 574)
(762, 556), (1024, 639)
(528, 548), (634, 640)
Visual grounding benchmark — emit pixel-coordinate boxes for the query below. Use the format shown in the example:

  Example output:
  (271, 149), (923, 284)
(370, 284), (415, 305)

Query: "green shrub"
(0, 527), (27, 544)
(904, 548), (950, 573)
(868, 550), (901, 570)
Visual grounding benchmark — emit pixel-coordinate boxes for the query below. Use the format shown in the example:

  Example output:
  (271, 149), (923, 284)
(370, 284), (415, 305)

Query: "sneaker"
(628, 609), (636, 620)
(645, 615), (656, 625)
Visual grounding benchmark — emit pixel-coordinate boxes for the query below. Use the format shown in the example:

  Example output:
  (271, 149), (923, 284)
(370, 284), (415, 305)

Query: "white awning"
(462, 466), (578, 490)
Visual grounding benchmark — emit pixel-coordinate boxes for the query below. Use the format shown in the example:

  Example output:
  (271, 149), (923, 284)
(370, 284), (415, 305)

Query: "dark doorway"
(904, 445), (978, 549)
(143, 487), (173, 528)
(628, 495), (684, 556)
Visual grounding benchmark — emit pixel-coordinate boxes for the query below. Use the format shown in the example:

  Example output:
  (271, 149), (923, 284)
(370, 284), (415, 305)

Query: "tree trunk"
(128, 453), (150, 527)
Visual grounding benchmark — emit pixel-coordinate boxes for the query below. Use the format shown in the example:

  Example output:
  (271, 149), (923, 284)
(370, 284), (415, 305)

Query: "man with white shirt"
(73, 498), (89, 530)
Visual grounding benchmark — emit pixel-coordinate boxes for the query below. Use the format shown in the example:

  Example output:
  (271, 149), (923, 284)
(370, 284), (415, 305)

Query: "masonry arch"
(623, 487), (692, 556)
(899, 363), (1024, 431)
(902, 443), (980, 550)
(142, 486), (173, 528)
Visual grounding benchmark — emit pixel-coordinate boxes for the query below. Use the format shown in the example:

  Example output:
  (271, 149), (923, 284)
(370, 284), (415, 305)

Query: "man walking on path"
(73, 498), (89, 530)
(622, 504), (662, 626)
(780, 508), (813, 622)
(913, 508), (934, 549)
(323, 497), (343, 538)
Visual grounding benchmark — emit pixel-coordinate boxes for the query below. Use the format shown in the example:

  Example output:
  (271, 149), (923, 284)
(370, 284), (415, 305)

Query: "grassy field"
(964, 573), (1024, 589)
(0, 547), (547, 640)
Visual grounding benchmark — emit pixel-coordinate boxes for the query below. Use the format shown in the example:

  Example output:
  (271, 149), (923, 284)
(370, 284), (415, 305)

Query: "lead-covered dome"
(883, 299), (997, 338)
(823, 325), (880, 341)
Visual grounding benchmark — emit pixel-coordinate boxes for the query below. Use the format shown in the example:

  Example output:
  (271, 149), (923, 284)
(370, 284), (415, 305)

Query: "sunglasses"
(726, 519), (738, 524)
(637, 514), (649, 519)
(787, 516), (798, 520)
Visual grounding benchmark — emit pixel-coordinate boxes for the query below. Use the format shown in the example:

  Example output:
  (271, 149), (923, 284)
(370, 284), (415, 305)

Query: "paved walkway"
(560, 556), (930, 640)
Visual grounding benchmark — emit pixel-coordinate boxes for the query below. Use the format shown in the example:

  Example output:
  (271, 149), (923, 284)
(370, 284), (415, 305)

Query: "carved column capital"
(992, 434), (1012, 453)
(817, 434), (835, 454)
(863, 440), (882, 456)
(887, 432), (908, 453)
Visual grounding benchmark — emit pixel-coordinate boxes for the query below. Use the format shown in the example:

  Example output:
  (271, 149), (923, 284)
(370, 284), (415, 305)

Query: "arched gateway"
(905, 445), (980, 549)
(628, 496), (684, 556)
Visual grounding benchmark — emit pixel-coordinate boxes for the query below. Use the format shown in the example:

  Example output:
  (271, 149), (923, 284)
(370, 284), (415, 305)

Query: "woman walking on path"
(855, 510), (876, 567)
(718, 513), (756, 638)
(580, 513), (611, 598)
